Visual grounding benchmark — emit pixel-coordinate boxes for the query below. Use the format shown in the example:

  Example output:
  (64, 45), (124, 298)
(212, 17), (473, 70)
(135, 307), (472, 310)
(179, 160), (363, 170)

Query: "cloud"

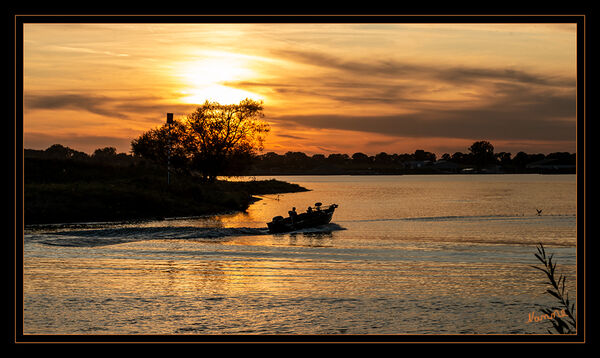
(46, 45), (129, 57)
(272, 49), (575, 88)
(252, 48), (576, 143)
(272, 113), (574, 142)
(25, 93), (119, 118)
(229, 48), (576, 119)
(270, 81), (576, 142)
(275, 133), (307, 140)
(24, 92), (196, 121)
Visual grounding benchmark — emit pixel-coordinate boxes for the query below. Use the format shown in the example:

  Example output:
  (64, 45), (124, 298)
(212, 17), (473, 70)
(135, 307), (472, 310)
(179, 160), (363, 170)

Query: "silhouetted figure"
(307, 206), (313, 214)
(288, 207), (297, 222)
(536, 209), (543, 216)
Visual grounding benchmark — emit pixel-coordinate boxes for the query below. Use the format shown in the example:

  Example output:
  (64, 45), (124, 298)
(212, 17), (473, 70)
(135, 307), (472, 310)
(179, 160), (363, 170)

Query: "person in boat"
(288, 207), (297, 222)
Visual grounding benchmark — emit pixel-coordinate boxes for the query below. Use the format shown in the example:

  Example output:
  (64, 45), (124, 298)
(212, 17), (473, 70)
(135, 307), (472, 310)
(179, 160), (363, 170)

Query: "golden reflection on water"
(23, 175), (577, 334)
(23, 240), (576, 334)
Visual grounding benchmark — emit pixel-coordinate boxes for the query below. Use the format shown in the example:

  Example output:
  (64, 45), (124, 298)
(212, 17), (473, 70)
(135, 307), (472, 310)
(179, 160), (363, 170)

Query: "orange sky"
(23, 22), (577, 156)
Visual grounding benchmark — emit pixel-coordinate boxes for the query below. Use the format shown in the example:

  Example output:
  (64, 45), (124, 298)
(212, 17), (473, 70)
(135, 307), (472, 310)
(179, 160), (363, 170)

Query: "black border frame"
(11, 11), (589, 345)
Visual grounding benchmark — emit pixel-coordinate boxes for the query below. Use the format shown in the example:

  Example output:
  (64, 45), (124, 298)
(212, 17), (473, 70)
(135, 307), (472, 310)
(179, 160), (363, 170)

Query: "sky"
(23, 22), (578, 156)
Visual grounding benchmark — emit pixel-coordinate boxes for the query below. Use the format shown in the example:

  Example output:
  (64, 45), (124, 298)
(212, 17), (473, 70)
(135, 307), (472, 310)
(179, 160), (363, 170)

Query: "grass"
(24, 157), (307, 225)
(531, 243), (577, 334)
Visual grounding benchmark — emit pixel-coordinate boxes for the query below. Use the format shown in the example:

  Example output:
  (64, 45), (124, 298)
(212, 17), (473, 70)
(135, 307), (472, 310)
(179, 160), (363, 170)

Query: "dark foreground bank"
(24, 155), (307, 225)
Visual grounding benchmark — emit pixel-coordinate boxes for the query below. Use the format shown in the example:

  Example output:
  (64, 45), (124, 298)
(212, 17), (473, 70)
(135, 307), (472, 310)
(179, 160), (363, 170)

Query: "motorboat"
(267, 203), (338, 233)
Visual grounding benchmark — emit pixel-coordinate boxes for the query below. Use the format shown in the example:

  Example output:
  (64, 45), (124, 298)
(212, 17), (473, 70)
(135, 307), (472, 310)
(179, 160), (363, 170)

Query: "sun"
(175, 52), (263, 105)
(179, 84), (262, 105)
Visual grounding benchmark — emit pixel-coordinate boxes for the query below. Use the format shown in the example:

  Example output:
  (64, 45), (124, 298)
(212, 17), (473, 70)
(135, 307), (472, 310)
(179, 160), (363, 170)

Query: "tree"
(131, 119), (190, 171)
(93, 147), (117, 158)
(495, 152), (512, 165)
(374, 152), (392, 164)
(131, 98), (270, 182)
(44, 144), (89, 160)
(414, 149), (436, 162)
(352, 152), (370, 163)
(468, 140), (495, 168)
(311, 154), (326, 162)
(327, 153), (350, 165)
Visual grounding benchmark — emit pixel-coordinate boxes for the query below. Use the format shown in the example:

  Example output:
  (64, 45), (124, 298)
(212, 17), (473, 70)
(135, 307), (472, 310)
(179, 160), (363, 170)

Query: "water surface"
(23, 174), (577, 335)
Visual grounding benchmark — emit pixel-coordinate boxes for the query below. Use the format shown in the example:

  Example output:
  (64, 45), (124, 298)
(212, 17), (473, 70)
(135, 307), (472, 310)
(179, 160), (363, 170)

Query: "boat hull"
(267, 204), (337, 233)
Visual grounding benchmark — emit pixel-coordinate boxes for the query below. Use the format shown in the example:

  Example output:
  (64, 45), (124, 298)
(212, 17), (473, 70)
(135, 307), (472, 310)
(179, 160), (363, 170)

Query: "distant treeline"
(251, 140), (576, 175)
(25, 142), (576, 176)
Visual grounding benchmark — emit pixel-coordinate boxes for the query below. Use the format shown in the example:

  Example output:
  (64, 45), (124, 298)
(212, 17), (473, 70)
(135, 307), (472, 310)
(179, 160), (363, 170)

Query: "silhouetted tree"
(352, 152), (370, 163)
(311, 154), (326, 162)
(186, 99), (269, 181)
(45, 144), (89, 160)
(512, 151), (529, 169)
(282, 151), (312, 169)
(414, 149), (436, 162)
(451, 152), (472, 165)
(468, 141), (495, 168)
(327, 153), (349, 165)
(495, 152), (511, 165)
(132, 98), (270, 182)
(92, 147), (117, 158)
(131, 119), (189, 171)
(374, 152), (392, 164)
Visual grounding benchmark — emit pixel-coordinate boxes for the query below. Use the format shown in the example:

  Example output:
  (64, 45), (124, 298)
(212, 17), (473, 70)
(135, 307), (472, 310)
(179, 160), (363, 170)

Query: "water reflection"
(23, 175), (576, 335)
(277, 231), (334, 247)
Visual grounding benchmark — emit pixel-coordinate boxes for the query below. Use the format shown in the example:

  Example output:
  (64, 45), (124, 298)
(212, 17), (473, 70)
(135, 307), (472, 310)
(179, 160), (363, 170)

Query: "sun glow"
(175, 52), (263, 105)
(179, 84), (262, 105)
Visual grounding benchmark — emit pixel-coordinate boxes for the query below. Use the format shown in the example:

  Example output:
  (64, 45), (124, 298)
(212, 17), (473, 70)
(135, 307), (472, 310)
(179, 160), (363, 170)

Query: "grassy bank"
(24, 156), (307, 225)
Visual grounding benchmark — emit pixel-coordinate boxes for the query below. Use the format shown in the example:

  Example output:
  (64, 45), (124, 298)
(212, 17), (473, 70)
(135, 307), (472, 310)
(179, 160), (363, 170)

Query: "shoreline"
(24, 179), (308, 226)
(24, 156), (308, 225)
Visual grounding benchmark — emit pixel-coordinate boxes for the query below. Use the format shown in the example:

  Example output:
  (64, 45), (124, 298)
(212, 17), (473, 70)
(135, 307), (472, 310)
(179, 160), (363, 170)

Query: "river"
(22, 174), (578, 337)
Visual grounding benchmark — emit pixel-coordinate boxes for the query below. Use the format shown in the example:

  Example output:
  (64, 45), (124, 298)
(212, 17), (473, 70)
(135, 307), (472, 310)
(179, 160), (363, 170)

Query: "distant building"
(406, 160), (432, 169)
(526, 159), (576, 173)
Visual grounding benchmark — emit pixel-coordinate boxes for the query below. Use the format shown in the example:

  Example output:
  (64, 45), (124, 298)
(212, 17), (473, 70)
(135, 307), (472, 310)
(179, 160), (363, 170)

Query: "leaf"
(537, 243), (546, 258)
(530, 265), (546, 273)
(534, 253), (545, 264)
(546, 289), (561, 300)
(554, 316), (569, 328)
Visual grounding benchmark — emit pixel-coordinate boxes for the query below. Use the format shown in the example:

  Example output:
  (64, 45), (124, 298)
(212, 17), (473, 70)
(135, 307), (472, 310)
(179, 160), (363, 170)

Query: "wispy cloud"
(269, 79), (575, 142)
(271, 49), (575, 88)
(24, 92), (195, 121)
(46, 45), (129, 57)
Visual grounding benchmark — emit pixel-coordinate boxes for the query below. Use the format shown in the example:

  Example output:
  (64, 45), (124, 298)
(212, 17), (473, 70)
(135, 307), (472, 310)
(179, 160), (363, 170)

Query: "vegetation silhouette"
(131, 98), (269, 182)
(24, 143), (306, 225)
(24, 100), (576, 224)
(531, 243), (577, 334)
(250, 144), (575, 175)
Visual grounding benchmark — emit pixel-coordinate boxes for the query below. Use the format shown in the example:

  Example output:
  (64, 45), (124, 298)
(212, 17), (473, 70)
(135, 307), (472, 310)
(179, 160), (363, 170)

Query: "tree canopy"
(131, 99), (270, 182)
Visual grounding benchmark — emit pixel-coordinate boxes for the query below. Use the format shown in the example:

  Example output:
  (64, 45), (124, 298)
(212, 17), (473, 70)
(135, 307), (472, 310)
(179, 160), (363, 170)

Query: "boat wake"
(25, 223), (346, 247)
